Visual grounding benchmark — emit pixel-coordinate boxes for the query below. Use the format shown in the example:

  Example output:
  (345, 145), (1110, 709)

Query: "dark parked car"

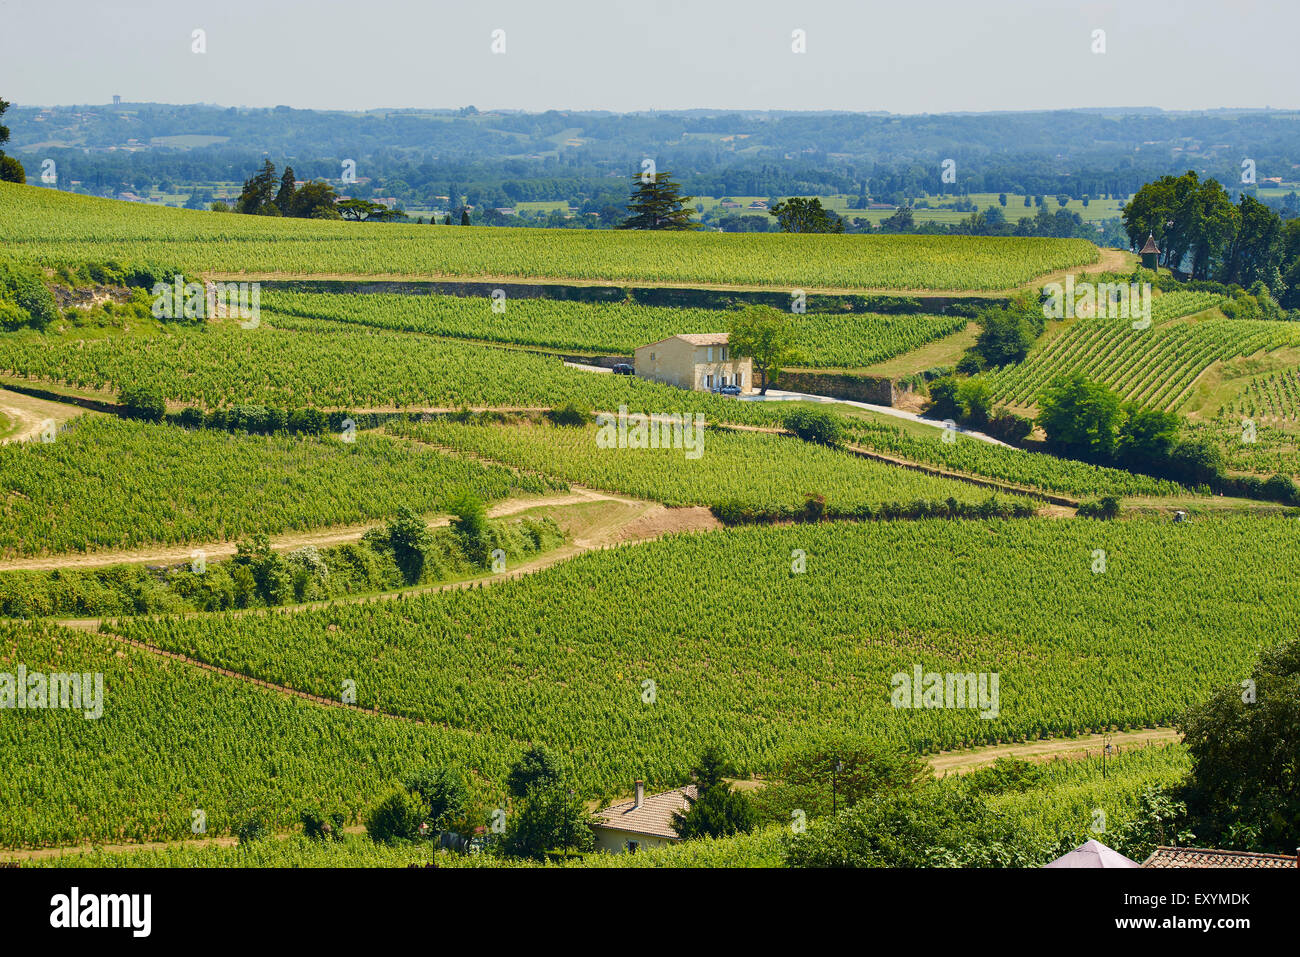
(612, 363), (634, 375)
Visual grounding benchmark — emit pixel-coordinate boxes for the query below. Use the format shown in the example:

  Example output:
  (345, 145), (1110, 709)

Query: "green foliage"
(620, 171), (698, 230)
(672, 747), (757, 840)
(972, 295), (1043, 367)
(300, 807), (347, 841)
(769, 196), (844, 234)
(506, 746), (563, 800)
(0, 262), (57, 330)
(729, 304), (800, 394)
(501, 784), (596, 860)
(1038, 374), (1123, 463)
(1179, 637), (1300, 852)
(445, 488), (491, 567)
(118, 383), (166, 422)
(753, 739), (929, 823)
(1076, 495), (1121, 519)
(404, 766), (470, 834)
(782, 407), (843, 447)
(367, 788), (427, 844)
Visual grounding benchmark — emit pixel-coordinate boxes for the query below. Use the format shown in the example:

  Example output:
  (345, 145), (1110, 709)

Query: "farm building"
(591, 781), (696, 854)
(1140, 234), (1161, 269)
(633, 333), (753, 394)
(1141, 846), (1299, 868)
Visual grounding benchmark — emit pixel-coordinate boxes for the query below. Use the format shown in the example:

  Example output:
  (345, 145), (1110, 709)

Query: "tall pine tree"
(620, 172), (699, 230)
(274, 166), (297, 216)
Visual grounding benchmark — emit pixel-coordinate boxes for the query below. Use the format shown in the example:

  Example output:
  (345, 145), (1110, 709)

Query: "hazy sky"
(2, 0), (1297, 113)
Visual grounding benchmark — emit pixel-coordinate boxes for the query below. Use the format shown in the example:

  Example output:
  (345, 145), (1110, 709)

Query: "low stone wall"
(776, 370), (896, 405)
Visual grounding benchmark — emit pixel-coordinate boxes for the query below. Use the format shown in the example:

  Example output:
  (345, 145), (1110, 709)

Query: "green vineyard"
(261, 291), (968, 369)
(0, 417), (555, 558)
(0, 182), (1099, 290)
(100, 517), (1298, 826)
(992, 314), (1299, 411)
(387, 418), (1033, 512)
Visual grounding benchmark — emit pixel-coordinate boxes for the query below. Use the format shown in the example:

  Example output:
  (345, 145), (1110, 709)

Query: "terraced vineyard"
(992, 314), (1299, 411)
(0, 622), (512, 848)
(387, 418), (1032, 512)
(0, 321), (782, 424)
(262, 291), (968, 369)
(1187, 414), (1300, 477)
(1, 182), (1099, 290)
(845, 421), (1185, 497)
(1227, 368), (1300, 422)
(0, 416), (555, 558)
(103, 517), (1299, 818)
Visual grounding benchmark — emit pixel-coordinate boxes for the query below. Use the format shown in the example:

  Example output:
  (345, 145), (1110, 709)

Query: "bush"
(783, 407), (843, 447)
(1076, 495), (1121, 520)
(366, 788), (427, 844)
(985, 409), (1033, 443)
(118, 384), (166, 422)
(301, 808), (346, 841)
(236, 818), (270, 845)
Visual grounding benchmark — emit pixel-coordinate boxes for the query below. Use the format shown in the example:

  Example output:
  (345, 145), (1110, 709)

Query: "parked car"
(714, 384), (742, 396)
(612, 363), (634, 375)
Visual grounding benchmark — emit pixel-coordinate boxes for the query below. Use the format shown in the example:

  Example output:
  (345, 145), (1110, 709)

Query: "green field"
(0, 416), (555, 558)
(100, 517), (1297, 816)
(990, 301), (1300, 413)
(263, 290), (968, 368)
(0, 182), (1099, 290)
(388, 418), (1034, 513)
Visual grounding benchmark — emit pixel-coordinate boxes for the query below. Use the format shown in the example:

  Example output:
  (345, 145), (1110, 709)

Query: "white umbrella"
(1043, 840), (1139, 868)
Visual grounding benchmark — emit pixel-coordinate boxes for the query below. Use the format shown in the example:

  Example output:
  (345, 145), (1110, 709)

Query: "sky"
(1, 0), (1297, 114)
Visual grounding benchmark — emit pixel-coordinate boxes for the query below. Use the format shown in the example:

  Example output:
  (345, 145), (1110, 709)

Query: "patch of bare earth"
(615, 505), (723, 542)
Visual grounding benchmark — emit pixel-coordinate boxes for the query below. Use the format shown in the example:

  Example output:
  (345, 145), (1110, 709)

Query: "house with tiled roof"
(591, 781), (697, 854)
(1142, 846), (1299, 868)
(633, 334), (753, 394)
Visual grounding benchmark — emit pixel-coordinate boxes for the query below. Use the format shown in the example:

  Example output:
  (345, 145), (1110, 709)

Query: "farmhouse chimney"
(634, 780), (644, 808)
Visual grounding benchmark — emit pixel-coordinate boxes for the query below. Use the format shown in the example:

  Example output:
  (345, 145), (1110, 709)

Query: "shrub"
(118, 384), (166, 422)
(301, 807), (346, 841)
(1077, 495), (1121, 519)
(783, 407), (843, 447)
(366, 788), (426, 844)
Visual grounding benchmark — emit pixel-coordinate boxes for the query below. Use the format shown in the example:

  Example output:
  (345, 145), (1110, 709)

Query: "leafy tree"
(1037, 374), (1122, 462)
(954, 377), (994, 427)
(879, 205), (915, 233)
(754, 739), (928, 822)
(502, 783), (595, 860)
(445, 488), (490, 567)
(290, 180), (340, 219)
(0, 262), (57, 329)
(460, 209), (471, 226)
(1123, 172), (1236, 279)
(783, 407), (843, 447)
(1166, 437), (1224, 488)
(0, 98), (20, 183)
(338, 198), (390, 222)
(1178, 637), (1300, 852)
(404, 766), (469, 834)
(506, 745), (563, 799)
(385, 505), (432, 584)
(728, 305), (801, 395)
(972, 296), (1042, 367)
(1115, 406), (1180, 471)
(769, 196), (844, 234)
(925, 376), (962, 421)
(620, 172), (698, 230)
(119, 384), (166, 422)
(672, 746), (757, 840)
(367, 788), (426, 843)
(1218, 194), (1282, 289)
(786, 782), (1037, 867)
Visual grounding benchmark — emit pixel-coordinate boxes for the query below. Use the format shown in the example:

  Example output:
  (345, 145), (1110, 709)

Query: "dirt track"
(0, 387), (88, 444)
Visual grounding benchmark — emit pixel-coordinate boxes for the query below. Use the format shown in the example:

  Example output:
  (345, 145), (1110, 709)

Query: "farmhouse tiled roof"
(1142, 846), (1299, 869)
(638, 333), (731, 349)
(593, 785), (697, 840)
